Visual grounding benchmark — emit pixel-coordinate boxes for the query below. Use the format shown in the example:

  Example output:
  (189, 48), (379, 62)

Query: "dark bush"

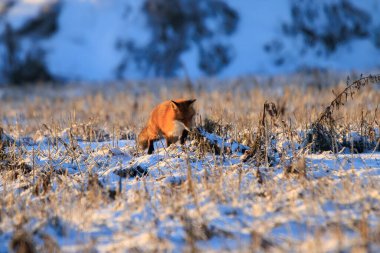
(0, 2), (60, 85)
(284, 0), (371, 53)
(118, 0), (239, 77)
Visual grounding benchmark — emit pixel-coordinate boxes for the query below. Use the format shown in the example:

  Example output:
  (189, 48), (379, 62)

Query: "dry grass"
(1, 75), (378, 143)
(0, 74), (379, 252)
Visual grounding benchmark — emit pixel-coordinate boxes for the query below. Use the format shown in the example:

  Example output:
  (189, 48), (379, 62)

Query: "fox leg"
(147, 139), (155, 154)
(180, 130), (189, 145)
(166, 136), (179, 147)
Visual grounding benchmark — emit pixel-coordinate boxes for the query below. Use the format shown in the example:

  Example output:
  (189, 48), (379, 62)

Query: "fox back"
(138, 99), (196, 153)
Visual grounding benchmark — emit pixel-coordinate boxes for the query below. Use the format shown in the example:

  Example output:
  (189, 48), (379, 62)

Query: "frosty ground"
(1, 134), (379, 252)
(0, 76), (379, 252)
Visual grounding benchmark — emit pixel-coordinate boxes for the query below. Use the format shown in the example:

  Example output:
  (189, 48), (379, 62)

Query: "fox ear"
(170, 100), (180, 109)
(187, 99), (196, 105)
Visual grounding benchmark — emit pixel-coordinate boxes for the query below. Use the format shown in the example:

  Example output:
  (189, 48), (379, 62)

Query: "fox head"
(170, 99), (196, 128)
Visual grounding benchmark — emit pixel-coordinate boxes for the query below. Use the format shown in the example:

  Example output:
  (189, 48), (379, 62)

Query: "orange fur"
(138, 99), (196, 154)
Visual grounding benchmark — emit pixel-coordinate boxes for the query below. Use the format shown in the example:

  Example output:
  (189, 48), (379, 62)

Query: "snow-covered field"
(0, 76), (379, 252)
(1, 135), (380, 252)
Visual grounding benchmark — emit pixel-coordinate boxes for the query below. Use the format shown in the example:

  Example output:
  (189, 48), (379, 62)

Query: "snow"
(1, 126), (379, 252)
(1, 0), (380, 82)
(3, 0), (51, 29)
(45, 0), (129, 81)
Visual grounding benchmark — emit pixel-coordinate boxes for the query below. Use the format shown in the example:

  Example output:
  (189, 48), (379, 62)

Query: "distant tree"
(117, 0), (239, 77)
(373, 25), (380, 49)
(265, 0), (377, 67)
(284, 0), (371, 53)
(0, 0), (16, 18)
(0, 1), (60, 85)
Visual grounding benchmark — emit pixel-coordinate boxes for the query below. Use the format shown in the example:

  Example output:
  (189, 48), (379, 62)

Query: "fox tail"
(137, 127), (149, 150)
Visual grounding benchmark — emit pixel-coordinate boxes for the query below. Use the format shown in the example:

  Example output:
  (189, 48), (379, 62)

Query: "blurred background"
(0, 0), (379, 85)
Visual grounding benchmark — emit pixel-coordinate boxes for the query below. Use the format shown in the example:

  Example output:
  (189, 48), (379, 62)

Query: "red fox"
(138, 99), (196, 154)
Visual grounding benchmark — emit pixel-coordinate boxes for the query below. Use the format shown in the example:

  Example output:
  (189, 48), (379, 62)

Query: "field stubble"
(0, 74), (380, 252)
